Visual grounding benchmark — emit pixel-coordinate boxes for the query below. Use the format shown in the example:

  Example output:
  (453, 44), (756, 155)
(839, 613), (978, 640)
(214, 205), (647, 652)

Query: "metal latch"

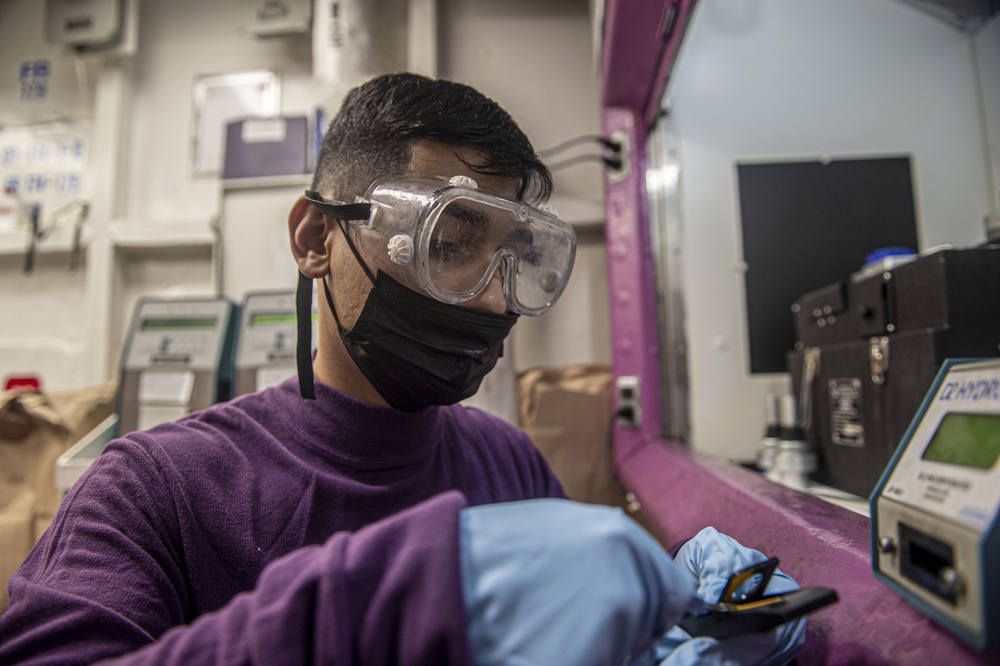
(798, 347), (821, 430)
(869, 336), (890, 385)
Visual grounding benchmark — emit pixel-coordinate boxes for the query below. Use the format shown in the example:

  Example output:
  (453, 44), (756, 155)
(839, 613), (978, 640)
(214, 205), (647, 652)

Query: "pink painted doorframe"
(600, 0), (996, 661)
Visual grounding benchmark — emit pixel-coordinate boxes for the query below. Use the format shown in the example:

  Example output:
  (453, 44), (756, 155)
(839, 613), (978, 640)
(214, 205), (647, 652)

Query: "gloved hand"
(460, 499), (696, 666)
(632, 527), (807, 666)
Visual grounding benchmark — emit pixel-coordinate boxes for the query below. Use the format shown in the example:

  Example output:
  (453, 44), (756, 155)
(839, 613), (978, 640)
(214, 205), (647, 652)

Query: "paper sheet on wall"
(191, 71), (279, 175)
(0, 122), (90, 230)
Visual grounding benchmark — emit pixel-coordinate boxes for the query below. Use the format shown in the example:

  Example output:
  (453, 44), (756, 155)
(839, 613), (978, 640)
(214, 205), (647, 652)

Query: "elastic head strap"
(303, 190), (371, 222)
(303, 190), (378, 285)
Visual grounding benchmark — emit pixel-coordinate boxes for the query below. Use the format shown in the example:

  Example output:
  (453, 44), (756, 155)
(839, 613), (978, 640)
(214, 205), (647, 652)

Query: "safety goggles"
(305, 176), (576, 316)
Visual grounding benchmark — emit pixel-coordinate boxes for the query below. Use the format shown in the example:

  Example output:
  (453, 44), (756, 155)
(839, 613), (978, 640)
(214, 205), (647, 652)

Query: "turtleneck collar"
(271, 376), (445, 468)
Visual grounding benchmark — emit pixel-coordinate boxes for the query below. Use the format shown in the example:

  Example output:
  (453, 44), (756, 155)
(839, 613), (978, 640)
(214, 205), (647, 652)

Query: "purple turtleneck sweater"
(0, 377), (565, 665)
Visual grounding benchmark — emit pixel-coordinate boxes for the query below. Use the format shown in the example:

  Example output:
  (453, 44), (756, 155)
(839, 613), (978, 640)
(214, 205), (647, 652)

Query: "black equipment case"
(787, 246), (1000, 498)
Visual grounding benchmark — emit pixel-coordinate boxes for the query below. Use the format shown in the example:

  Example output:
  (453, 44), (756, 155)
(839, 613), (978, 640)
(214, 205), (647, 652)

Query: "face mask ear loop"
(296, 271), (316, 399)
(334, 216), (378, 287)
(314, 215), (379, 334)
(296, 198), (375, 400)
(321, 274), (347, 332)
(320, 214), (380, 338)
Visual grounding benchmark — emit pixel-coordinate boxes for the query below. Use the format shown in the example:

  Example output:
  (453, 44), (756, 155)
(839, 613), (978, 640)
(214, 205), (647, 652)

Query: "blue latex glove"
(460, 499), (696, 666)
(632, 527), (806, 666)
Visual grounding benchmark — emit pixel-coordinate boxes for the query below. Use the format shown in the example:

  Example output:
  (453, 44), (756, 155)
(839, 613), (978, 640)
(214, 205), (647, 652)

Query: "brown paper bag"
(0, 382), (116, 611)
(518, 366), (622, 506)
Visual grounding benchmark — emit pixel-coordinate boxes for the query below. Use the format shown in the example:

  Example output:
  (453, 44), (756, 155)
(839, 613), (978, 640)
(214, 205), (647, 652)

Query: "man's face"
(329, 139), (522, 327)
(301, 139), (524, 406)
(289, 138), (530, 406)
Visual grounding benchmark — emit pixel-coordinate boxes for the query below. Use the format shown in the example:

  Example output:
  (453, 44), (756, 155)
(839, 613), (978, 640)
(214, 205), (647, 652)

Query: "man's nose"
(465, 271), (509, 315)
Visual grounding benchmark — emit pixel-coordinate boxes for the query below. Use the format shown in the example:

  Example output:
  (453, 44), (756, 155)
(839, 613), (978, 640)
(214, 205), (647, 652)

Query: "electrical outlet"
(616, 375), (641, 428)
(606, 130), (631, 184)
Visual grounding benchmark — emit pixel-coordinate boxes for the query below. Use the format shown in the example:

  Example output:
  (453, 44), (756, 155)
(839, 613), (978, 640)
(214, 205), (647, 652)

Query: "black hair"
(311, 72), (552, 204)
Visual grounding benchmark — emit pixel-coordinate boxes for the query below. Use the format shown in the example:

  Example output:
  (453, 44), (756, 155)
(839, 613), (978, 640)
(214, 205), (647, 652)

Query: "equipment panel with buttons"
(871, 358), (1000, 652)
(234, 291), (316, 396)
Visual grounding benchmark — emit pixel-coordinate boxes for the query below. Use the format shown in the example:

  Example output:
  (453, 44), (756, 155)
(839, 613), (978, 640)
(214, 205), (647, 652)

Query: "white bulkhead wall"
(663, 0), (998, 460)
(977, 14), (1000, 213)
(0, 0), (607, 391)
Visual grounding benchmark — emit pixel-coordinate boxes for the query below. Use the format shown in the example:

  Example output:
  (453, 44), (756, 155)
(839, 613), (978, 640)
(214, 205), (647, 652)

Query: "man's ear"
(288, 196), (333, 278)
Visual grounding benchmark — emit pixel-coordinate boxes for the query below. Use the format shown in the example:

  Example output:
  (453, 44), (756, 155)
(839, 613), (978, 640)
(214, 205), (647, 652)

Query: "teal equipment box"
(117, 297), (238, 435)
(233, 291), (316, 396)
(871, 358), (1000, 651)
(58, 297), (237, 494)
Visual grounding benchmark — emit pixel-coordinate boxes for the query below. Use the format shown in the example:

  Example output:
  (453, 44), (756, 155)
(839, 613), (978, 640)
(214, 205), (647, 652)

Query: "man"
(0, 73), (802, 665)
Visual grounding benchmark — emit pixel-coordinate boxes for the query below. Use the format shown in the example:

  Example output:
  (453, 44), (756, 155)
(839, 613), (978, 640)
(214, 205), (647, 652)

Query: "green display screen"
(250, 312), (317, 326)
(921, 412), (1000, 469)
(251, 312), (297, 326)
(142, 318), (217, 331)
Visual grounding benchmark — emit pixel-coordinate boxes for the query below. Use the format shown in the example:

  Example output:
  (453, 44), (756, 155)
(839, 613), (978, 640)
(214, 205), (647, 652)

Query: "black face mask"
(295, 217), (518, 411)
(327, 271), (517, 410)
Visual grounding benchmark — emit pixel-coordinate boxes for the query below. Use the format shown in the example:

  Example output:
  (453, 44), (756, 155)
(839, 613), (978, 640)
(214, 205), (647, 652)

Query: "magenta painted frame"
(600, 0), (996, 661)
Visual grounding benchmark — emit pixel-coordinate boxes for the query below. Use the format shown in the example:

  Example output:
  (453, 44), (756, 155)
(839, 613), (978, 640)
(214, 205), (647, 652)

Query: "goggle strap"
(296, 271), (316, 400)
(303, 190), (372, 222)
(323, 202), (372, 221)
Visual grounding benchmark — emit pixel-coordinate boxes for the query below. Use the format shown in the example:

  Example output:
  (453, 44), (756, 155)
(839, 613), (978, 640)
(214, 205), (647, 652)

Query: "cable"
(23, 204), (40, 274)
(604, 391), (676, 516)
(537, 134), (620, 158)
(546, 153), (623, 173)
(38, 198), (88, 241)
(209, 213), (224, 297)
(73, 52), (91, 110)
(67, 203), (89, 272)
(539, 133), (625, 173)
(15, 197), (90, 274)
(604, 409), (642, 513)
(604, 408), (629, 497)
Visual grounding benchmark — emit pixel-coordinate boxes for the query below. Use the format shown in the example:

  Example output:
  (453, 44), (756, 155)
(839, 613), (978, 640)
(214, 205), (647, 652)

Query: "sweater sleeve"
(0, 440), (473, 666)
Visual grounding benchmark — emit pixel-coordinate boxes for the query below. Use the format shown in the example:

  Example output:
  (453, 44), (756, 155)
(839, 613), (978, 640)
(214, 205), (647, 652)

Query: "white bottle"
(758, 393), (781, 476)
(773, 394), (817, 490)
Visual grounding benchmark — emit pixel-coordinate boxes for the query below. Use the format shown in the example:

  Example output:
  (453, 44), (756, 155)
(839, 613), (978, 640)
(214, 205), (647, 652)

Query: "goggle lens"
(312, 178), (577, 315)
(425, 198), (574, 313)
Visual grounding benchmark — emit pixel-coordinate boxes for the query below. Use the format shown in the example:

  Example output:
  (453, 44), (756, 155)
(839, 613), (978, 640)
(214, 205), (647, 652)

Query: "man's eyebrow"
(443, 202), (490, 229)
(504, 228), (533, 244)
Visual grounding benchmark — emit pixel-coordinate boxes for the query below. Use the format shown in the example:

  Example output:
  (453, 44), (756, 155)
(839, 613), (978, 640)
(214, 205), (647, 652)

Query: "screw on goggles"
(307, 176), (577, 316)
